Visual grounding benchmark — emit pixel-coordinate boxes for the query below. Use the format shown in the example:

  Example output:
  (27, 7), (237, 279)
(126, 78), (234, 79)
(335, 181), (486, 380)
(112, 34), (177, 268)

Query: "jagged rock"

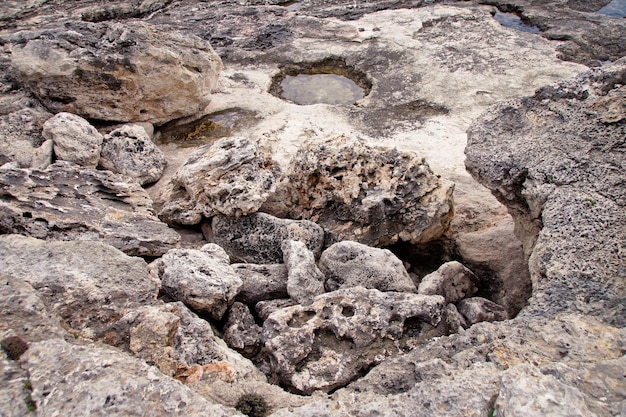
(42, 112), (103, 168)
(0, 235), (158, 340)
(417, 261), (479, 303)
(457, 297), (508, 326)
(265, 135), (453, 246)
(262, 287), (446, 394)
(255, 299), (297, 321)
(155, 244), (243, 320)
(282, 239), (325, 304)
(232, 263), (289, 305)
(160, 137), (281, 225)
(9, 20), (222, 125)
(445, 303), (467, 333)
(211, 212), (324, 264)
(0, 107), (53, 168)
(77, 0), (172, 22)
(0, 162), (180, 256)
(99, 124), (166, 185)
(319, 240), (416, 293)
(223, 302), (263, 356)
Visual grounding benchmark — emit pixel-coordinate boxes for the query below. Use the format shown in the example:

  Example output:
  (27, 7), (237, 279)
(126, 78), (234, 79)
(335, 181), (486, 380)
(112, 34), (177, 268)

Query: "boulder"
(160, 137), (281, 225)
(0, 162), (180, 256)
(9, 20), (222, 125)
(0, 107), (53, 168)
(155, 244), (243, 320)
(42, 112), (103, 168)
(319, 240), (416, 293)
(457, 297), (508, 326)
(99, 124), (166, 185)
(417, 261), (479, 303)
(232, 263), (289, 305)
(223, 302), (263, 356)
(261, 287), (446, 394)
(282, 239), (325, 304)
(210, 212), (324, 264)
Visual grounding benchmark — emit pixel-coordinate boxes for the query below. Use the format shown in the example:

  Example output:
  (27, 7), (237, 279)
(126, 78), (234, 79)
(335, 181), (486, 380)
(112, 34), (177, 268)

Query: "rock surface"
(282, 239), (326, 304)
(0, 107), (52, 168)
(457, 297), (509, 325)
(223, 302), (263, 356)
(232, 263), (289, 305)
(42, 112), (103, 168)
(417, 261), (479, 303)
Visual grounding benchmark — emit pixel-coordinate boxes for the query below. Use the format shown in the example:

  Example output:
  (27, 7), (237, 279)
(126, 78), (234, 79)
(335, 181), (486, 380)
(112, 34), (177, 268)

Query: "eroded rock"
(457, 297), (509, 326)
(42, 112), (103, 168)
(417, 261), (479, 303)
(223, 302), (263, 356)
(282, 239), (325, 304)
(0, 107), (52, 168)
(232, 263), (289, 305)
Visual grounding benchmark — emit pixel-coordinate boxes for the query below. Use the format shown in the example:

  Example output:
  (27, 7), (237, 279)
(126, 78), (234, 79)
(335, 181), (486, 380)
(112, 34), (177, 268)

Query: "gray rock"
(457, 297), (508, 326)
(282, 239), (325, 304)
(417, 261), (479, 303)
(223, 302), (263, 356)
(445, 303), (467, 334)
(232, 263), (289, 305)
(0, 162), (180, 256)
(159, 136), (281, 225)
(262, 287), (446, 394)
(0, 356), (33, 417)
(319, 240), (416, 293)
(156, 244), (243, 320)
(0, 107), (52, 168)
(255, 299), (298, 321)
(99, 124), (167, 185)
(9, 20), (222, 125)
(211, 212), (324, 264)
(42, 112), (103, 168)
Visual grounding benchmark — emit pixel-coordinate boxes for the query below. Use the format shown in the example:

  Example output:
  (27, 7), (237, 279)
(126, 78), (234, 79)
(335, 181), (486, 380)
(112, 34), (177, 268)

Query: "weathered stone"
(156, 244), (243, 320)
(99, 124), (167, 185)
(445, 303), (467, 334)
(457, 297), (508, 326)
(0, 357), (33, 417)
(224, 302), (263, 356)
(76, 0), (172, 22)
(0, 235), (158, 340)
(42, 112), (103, 168)
(417, 261), (479, 303)
(9, 20), (222, 125)
(282, 239), (325, 304)
(255, 299), (298, 321)
(160, 137), (281, 225)
(232, 263), (289, 305)
(0, 162), (180, 256)
(265, 135), (453, 247)
(211, 212), (324, 264)
(262, 287), (446, 394)
(0, 107), (52, 168)
(319, 240), (416, 293)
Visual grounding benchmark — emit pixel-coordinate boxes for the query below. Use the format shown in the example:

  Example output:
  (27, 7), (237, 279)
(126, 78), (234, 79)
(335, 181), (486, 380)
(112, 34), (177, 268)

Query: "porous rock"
(232, 263), (289, 305)
(457, 297), (509, 326)
(0, 107), (53, 168)
(282, 239), (325, 304)
(223, 302), (263, 356)
(160, 137), (281, 225)
(99, 124), (166, 185)
(255, 299), (298, 321)
(211, 212), (324, 264)
(9, 20), (222, 125)
(42, 112), (103, 168)
(319, 240), (416, 293)
(262, 287), (446, 394)
(0, 162), (180, 256)
(417, 260), (478, 303)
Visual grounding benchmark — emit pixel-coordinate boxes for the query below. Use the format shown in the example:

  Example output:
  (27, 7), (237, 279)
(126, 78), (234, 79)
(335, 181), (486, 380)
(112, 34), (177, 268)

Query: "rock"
(42, 112), (103, 168)
(210, 212), (324, 264)
(255, 299), (298, 321)
(445, 303), (467, 334)
(265, 135), (453, 247)
(232, 263), (289, 305)
(457, 297), (508, 326)
(319, 240), (416, 293)
(156, 244), (243, 320)
(417, 261), (479, 303)
(261, 287), (446, 394)
(76, 0), (172, 22)
(0, 162), (180, 256)
(223, 302), (263, 356)
(9, 20), (222, 125)
(0, 357), (33, 416)
(99, 124), (167, 185)
(0, 235), (158, 340)
(160, 137), (281, 225)
(0, 107), (53, 168)
(282, 239), (325, 304)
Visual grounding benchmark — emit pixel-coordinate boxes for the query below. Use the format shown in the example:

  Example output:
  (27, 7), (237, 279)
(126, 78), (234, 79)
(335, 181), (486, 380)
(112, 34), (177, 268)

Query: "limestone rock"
(9, 20), (222, 125)
(417, 261), (479, 303)
(0, 162), (180, 256)
(211, 212), (324, 264)
(99, 124), (166, 185)
(42, 112), (103, 168)
(255, 299), (298, 321)
(156, 244), (243, 320)
(457, 297), (508, 326)
(232, 263), (289, 305)
(319, 240), (416, 293)
(224, 302), (263, 356)
(0, 107), (53, 168)
(266, 135), (453, 246)
(160, 137), (281, 225)
(282, 239), (325, 304)
(77, 0), (172, 22)
(0, 357), (33, 417)
(262, 287), (446, 394)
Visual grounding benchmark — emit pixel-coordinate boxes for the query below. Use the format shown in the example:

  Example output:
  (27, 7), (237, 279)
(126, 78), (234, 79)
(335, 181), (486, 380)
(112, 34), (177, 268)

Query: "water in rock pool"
(597, 0), (626, 17)
(280, 74), (365, 105)
(493, 9), (541, 33)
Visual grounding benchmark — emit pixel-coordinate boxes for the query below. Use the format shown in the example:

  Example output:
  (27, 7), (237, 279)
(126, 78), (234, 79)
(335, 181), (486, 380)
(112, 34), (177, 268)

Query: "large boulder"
(8, 20), (222, 125)
(42, 112), (103, 168)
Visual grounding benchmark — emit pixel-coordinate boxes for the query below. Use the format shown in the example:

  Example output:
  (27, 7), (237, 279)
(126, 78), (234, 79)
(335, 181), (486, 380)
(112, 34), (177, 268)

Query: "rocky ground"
(0, 0), (624, 416)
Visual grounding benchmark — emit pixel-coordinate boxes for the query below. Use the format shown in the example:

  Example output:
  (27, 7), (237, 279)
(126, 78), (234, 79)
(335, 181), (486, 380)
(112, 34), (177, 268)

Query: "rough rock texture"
(223, 302), (263, 356)
(42, 112), (103, 168)
(417, 261), (479, 303)
(211, 212), (325, 264)
(232, 263), (289, 305)
(319, 240), (416, 293)
(262, 287), (446, 394)
(0, 107), (52, 168)
(155, 244), (243, 320)
(160, 137), (281, 225)
(0, 162), (180, 256)
(282, 239), (326, 304)
(457, 297), (508, 325)
(267, 135), (454, 247)
(8, 20), (222, 125)
(99, 124), (167, 185)
(255, 299), (298, 321)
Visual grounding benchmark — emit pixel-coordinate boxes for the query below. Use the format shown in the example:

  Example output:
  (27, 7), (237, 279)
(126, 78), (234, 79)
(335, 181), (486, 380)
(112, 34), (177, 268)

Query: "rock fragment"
(42, 112), (103, 168)
(282, 239), (325, 304)
(417, 261), (479, 303)
(457, 297), (508, 326)
(232, 263), (289, 305)
(223, 302), (263, 356)
(0, 107), (52, 168)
